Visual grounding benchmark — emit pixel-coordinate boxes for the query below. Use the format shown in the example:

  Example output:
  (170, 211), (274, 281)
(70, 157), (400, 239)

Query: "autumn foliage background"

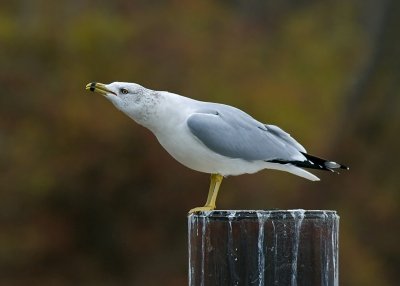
(1, 1), (399, 285)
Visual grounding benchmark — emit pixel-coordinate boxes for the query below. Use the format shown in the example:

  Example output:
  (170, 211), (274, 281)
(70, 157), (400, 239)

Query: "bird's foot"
(188, 205), (215, 214)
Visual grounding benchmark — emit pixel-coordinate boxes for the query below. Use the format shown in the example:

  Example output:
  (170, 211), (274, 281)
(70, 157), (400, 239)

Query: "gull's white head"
(86, 81), (161, 126)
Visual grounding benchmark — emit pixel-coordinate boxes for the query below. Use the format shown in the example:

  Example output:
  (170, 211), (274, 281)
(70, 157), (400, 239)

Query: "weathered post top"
(188, 210), (339, 286)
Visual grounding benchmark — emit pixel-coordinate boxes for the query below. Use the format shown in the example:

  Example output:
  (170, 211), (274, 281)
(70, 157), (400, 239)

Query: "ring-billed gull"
(86, 82), (348, 213)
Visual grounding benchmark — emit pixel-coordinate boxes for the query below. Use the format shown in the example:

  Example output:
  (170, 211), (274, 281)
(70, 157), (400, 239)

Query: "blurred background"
(1, 0), (399, 285)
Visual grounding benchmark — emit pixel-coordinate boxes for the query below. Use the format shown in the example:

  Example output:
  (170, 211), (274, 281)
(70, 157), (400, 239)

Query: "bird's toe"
(188, 206), (216, 214)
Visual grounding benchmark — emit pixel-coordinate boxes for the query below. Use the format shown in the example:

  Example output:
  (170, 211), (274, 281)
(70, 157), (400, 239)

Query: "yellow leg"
(189, 174), (223, 213)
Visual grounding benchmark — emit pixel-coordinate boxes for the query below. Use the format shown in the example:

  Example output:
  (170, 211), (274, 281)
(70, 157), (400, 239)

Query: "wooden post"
(188, 210), (339, 286)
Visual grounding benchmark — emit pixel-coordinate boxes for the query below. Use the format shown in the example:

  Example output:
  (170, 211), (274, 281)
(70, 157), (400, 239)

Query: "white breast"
(154, 124), (267, 176)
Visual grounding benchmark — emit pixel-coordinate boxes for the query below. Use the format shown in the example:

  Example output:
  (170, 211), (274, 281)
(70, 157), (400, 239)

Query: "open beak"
(85, 82), (117, 96)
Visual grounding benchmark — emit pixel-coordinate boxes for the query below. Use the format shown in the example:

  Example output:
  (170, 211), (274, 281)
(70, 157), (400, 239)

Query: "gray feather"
(264, 124), (306, 153)
(187, 103), (306, 161)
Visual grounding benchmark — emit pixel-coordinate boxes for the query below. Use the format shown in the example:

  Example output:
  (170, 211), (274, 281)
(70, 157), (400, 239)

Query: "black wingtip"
(266, 153), (349, 173)
(292, 153), (350, 172)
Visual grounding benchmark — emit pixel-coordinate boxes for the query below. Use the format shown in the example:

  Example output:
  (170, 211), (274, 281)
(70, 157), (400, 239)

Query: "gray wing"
(187, 104), (307, 161)
(264, 124), (306, 153)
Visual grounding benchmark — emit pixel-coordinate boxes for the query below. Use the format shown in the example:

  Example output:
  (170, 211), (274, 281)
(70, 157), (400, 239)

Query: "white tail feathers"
(264, 162), (320, 181)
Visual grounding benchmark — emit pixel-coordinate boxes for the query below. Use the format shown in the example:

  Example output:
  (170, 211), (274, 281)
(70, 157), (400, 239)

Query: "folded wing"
(187, 104), (307, 162)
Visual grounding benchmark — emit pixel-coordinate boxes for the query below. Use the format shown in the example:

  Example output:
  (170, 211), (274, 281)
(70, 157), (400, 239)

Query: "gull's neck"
(133, 90), (199, 134)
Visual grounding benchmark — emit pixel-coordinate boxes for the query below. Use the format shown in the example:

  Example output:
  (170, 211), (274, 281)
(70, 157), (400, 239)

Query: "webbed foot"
(188, 205), (215, 214)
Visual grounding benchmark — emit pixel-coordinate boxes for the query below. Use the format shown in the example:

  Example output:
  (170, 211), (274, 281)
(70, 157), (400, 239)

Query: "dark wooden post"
(188, 210), (339, 286)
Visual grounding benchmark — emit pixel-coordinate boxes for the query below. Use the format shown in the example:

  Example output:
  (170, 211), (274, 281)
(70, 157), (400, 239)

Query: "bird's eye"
(120, 88), (129, 94)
